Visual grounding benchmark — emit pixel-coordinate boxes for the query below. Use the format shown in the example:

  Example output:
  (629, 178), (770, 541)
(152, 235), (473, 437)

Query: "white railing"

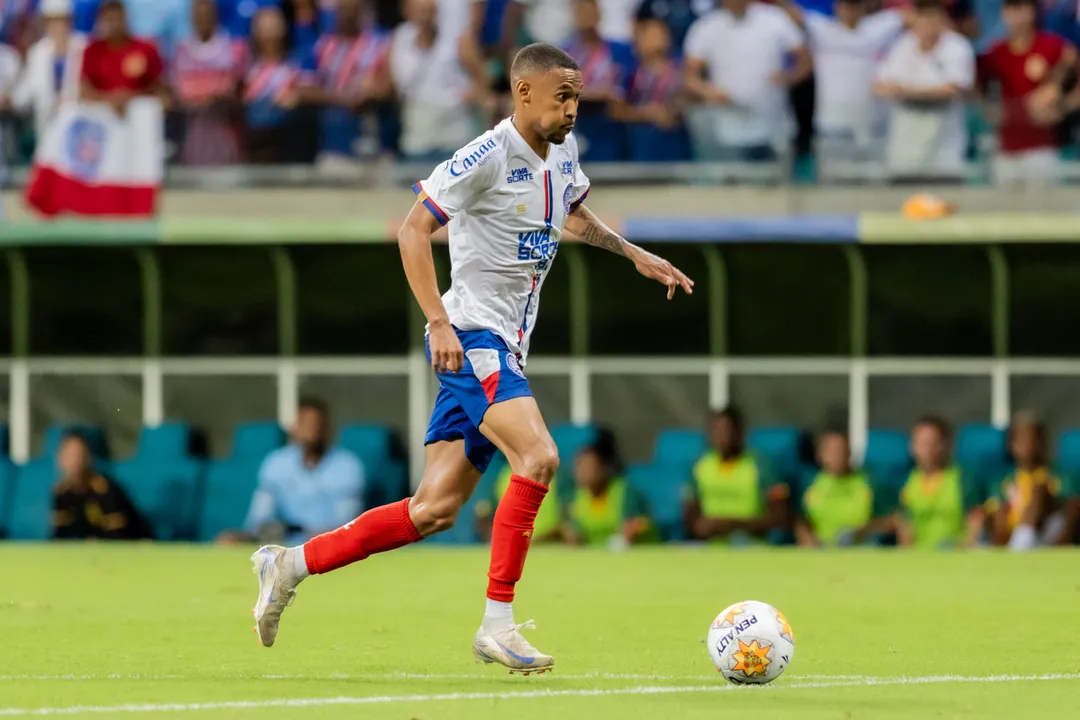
(10, 355), (1080, 484)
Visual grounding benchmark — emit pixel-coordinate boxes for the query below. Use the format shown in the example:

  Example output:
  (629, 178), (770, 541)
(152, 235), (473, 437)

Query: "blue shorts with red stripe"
(424, 327), (533, 472)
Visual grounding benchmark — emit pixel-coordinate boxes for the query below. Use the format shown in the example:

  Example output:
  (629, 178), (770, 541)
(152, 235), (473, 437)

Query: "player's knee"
(522, 442), (559, 485)
(409, 494), (463, 536)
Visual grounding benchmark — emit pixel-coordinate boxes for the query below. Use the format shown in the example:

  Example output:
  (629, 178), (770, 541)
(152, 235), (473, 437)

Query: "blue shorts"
(424, 328), (533, 472)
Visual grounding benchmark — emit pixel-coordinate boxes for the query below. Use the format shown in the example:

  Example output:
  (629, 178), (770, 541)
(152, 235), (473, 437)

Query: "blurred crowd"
(1, 0), (1080, 182)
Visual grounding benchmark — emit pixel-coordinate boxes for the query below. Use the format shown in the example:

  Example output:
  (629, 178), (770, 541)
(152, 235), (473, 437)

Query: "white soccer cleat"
(250, 545), (300, 648)
(473, 620), (555, 675)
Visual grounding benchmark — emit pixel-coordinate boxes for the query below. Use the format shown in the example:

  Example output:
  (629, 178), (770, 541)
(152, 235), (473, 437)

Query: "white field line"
(0, 673), (1077, 716)
(0, 673), (868, 682)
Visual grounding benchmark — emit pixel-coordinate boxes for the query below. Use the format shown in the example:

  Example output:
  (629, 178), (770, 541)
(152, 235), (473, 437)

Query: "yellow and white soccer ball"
(707, 600), (794, 684)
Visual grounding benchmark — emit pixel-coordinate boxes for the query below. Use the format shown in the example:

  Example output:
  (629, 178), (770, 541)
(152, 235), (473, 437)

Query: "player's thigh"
(409, 439), (484, 534)
(479, 396), (559, 484)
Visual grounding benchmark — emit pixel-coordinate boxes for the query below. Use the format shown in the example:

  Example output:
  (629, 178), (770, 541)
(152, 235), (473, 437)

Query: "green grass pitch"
(3, 545), (1079, 718)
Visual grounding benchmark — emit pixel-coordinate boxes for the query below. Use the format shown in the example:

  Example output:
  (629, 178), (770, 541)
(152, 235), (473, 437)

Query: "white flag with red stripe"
(25, 98), (164, 218)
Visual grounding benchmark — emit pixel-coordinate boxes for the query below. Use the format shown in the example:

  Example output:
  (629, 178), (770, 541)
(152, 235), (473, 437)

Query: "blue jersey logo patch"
(65, 117), (107, 181)
(562, 184), (573, 214)
(507, 167), (533, 183)
(559, 160), (574, 176)
(448, 138), (497, 177)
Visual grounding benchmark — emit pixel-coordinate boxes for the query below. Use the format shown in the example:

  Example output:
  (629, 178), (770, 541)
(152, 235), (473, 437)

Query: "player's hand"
(429, 319), (464, 374)
(629, 247), (694, 300)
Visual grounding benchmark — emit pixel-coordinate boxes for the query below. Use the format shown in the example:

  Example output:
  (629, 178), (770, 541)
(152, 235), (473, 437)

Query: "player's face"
(573, 0), (600, 32)
(817, 434), (850, 476)
(97, 5), (126, 40)
(1002, 3), (1035, 35)
(911, 424), (948, 470)
(1009, 423), (1042, 467)
(193, 0), (217, 37)
(522, 68), (583, 145)
(834, 0), (864, 27)
(294, 408), (329, 453)
(708, 416), (742, 457)
(635, 21), (670, 59)
(57, 438), (92, 479)
(912, 8), (945, 44)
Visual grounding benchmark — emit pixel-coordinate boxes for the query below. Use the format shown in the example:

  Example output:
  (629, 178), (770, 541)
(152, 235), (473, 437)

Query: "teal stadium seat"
(0, 460), (14, 537)
(652, 429), (707, 475)
(196, 422), (286, 542)
(110, 423), (201, 540)
(956, 424), (1007, 495)
(863, 429), (912, 512)
(337, 425), (408, 508)
(748, 427), (804, 483)
(1055, 429), (1080, 479)
(8, 459), (55, 540)
(627, 462), (686, 541)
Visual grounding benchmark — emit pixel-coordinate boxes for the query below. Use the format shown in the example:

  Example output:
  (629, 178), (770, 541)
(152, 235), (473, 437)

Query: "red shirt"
(979, 31), (1067, 153)
(81, 37), (164, 93)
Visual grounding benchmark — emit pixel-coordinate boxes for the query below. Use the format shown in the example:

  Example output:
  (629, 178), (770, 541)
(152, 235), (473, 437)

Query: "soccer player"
(249, 42), (693, 674)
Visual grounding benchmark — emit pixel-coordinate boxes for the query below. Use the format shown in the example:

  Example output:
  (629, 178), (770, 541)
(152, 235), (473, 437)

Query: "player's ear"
(515, 78), (530, 104)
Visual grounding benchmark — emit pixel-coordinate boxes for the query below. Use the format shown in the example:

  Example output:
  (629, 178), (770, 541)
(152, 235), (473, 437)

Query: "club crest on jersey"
(506, 353), (526, 379)
(517, 228), (558, 261)
(448, 138), (497, 177)
(507, 167), (534, 183)
(562, 184), (573, 214)
(559, 160), (574, 176)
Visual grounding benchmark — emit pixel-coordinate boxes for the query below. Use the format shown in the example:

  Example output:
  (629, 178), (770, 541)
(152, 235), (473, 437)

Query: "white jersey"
(413, 117), (591, 363)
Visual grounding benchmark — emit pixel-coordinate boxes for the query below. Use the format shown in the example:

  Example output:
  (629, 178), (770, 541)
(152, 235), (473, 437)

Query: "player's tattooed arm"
(567, 204), (694, 299)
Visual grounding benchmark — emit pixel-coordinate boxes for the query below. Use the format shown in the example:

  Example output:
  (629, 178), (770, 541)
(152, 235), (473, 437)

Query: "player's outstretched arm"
(398, 200), (464, 373)
(565, 204), (694, 300)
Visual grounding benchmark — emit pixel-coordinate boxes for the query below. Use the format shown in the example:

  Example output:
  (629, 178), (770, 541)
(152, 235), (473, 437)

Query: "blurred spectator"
(52, 431), (153, 540)
(438, 0), (485, 50)
(475, 463), (563, 543)
(73, 0), (192, 59)
(684, 406), (790, 544)
(172, 0), (247, 165)
(895, 416), (984, 548)
(610, 18), (690, 161)
(780, 0), (904, 160)
(243, 6), (305, 162)
(875, 0), (974, 181)
(563, 441), (655, 548)
(389, 0), (485, 162)
(796, 429), (884, 547)
(12, 0), (86, 141)
(0, 0), (35, 52)
(884, 0), (978, 39)
(635, 0), (711, 53)
(986, 413), (1073, 549)
(285, 0), (328, 65)
(683, 0), (811, 162)
(979, 0), (1078, 187)
(215, 0), (278, 37)
(80, 0), (165, 116)
(0, 35), (20, 172)
(502, 0), (573, 53)
(220, 397), (365, 545)
(302, 0), (391, 163)
(563, 0), (633, 161)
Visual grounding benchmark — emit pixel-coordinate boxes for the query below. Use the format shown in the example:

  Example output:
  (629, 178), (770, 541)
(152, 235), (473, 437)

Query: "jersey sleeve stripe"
(412, 182), (450, 226)
(569, 187), (589, 212)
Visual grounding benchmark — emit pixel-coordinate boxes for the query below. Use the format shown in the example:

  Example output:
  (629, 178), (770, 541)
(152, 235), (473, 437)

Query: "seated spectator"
(301, 0), (391, 163)
(797, 429), (887, 547)
(563, 0), (633, 161)
(219, 397), (365, 545)
(563, 440), (655, 548)
(986, 413), (1073, 549)
(79, 0), (165, 117)
(780, 0), (904, 161)
(875, 0), (974, 182)
(683, 0), (811, 162)
(172, 0), (247, 165)
(895, 416), (984, 548)
(12, 0), (87, 142)
(978, 0), (1078, 187)
(1, 0), (36, 52)
(243, 6), (306, 163)
(475, 463), (562, 543)
(684, 406), (790, 544)
(389, 0), (485, 163)
(610, 18), (689, 162)
(52, 431), (153, 540)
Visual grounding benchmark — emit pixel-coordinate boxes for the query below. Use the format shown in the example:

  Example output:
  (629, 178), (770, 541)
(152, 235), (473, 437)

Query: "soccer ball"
(707, 600), (794, 684)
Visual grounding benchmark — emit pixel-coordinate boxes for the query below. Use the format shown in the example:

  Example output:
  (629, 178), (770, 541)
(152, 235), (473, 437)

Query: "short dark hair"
(913, 0), (945, 12)
(511, 43), (580, 81)
(709, 405), (744, 432)
(915, 415), (952, 441)
(60, 429), (90, 448)
(818, 427), (849, 443)
(298, 396), (329, 417)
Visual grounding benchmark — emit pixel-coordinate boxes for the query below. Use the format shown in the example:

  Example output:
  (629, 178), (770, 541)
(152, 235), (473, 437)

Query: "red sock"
(304, 498), (422, 574)
(487, 475), (548, 602)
